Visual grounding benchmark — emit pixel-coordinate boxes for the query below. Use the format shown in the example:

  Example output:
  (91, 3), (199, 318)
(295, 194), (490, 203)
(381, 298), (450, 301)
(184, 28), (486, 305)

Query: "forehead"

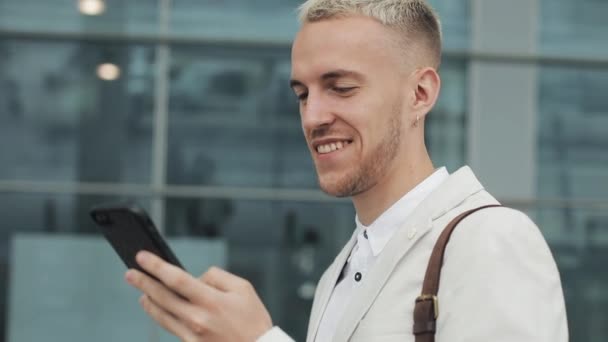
(291, 16), (403, 80)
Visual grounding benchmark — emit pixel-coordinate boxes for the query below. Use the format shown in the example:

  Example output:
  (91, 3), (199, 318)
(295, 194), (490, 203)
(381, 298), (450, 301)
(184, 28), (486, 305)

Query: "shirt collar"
(355, 167), (449, 256)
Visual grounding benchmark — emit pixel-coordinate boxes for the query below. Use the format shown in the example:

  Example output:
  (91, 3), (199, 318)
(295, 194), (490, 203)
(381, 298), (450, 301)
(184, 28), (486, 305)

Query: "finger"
(139, 295), (199, 341)
(135, 251), (223, 304)
(126, 269), (199, 317)
(200, 266), (252, 293)
(128, 271), (215, 336)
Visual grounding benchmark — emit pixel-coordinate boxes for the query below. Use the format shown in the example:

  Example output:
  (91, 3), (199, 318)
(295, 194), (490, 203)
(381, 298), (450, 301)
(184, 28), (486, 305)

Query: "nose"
(300, 93), (335, 132)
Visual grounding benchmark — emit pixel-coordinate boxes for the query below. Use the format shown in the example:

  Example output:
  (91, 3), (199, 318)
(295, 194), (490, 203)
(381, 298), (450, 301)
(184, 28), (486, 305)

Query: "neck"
(352, 151), (435, 226)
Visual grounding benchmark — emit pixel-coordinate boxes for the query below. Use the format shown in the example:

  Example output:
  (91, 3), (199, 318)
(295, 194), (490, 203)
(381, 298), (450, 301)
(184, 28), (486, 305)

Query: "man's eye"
(333, 87), (356, 94)
(296, 92), (308, 102)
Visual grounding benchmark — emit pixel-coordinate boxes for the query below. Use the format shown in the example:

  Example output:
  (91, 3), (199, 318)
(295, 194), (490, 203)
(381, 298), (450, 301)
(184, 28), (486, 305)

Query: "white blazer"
(261, 166), (568, 342)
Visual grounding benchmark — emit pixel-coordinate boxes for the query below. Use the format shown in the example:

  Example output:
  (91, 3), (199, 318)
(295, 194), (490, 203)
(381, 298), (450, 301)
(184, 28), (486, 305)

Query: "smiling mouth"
(316, 140), (352, 154)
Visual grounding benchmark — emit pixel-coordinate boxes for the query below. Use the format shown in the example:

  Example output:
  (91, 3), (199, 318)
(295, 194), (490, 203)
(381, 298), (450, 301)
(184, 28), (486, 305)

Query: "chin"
(318, 175), (343, 197)
(319, 185), (351, 198)
(317, 173), (362, 198)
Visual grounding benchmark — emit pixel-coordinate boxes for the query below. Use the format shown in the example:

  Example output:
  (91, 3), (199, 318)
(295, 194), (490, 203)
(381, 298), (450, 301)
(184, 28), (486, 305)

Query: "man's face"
(290, 15), (411, 197)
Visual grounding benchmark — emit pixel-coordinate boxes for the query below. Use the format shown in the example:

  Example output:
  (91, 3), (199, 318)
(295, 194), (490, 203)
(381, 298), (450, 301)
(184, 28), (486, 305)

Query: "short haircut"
(297, 0), (442, 68)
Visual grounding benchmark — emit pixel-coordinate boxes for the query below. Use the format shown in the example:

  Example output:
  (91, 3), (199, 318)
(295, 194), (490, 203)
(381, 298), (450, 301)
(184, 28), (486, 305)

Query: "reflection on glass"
(0, 39), (155, 184)
(78, 0), (106, 16)
(537, 65), (608, 342)
(169, 0), (470, 49)
(0, 0), (159, 35)
(0, 193), (151, 342)
(427, 58), (467, 171)
(167, 46), (313, 188)
(96, 62), (121, 81)
(165, 197), (355, 340)
(170, 0), (300, 41)
(515, 205), (608, 341)
(428, 0), (471, 50)
(540, 0), (608, 57)
(538, 66), (608, 200)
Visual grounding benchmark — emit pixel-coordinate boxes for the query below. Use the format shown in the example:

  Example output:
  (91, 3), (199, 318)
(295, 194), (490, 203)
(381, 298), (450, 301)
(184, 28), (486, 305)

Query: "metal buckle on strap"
(416, 294), (439, 319)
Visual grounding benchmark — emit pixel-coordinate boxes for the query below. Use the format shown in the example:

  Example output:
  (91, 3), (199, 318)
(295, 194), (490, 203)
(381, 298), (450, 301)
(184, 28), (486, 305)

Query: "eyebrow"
(289, 69), (364, 89)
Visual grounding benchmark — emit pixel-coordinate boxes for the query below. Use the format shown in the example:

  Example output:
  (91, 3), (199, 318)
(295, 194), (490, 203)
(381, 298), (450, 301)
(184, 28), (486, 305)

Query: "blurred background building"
(0, 0), (606, 341)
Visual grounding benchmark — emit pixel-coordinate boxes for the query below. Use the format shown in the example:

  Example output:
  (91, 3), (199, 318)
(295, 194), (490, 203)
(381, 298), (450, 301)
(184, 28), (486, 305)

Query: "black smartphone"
(90, 204), (184, 279)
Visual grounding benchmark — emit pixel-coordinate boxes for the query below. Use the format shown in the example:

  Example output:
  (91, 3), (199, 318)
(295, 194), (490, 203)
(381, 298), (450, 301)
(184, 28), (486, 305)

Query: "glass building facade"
(0, 0), (606, 341)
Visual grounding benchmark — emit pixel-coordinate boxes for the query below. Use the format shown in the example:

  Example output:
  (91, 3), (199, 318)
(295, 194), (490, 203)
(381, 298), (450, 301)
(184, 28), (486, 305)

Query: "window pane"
(538, 65), (608, 199)
(0, 193), (152, 341)
(0, 39), (155, 183)
(0, 0), (159, 35)
(428, 0), (471, 50)
(167, 45), (314, 188)
(165, 197), (355, 340)
(170, 0), (470, 50)
(427, 58), (467, 171)
(170, 0), (300, 41)
(540, 0), (608, 58)
(514, 204), (608, 341)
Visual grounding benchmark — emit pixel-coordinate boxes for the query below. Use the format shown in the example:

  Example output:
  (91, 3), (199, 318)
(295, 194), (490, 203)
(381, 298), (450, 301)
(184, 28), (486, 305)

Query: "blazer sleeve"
(436, 207), (569, 342)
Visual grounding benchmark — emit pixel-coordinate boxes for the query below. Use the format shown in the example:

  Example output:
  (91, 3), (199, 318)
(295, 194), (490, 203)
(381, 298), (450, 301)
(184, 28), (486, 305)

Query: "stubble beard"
(317, 113), (402, 198)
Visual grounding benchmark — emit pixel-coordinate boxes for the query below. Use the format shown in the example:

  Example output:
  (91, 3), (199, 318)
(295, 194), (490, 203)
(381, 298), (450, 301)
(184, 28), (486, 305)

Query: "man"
(125, 0), (569, 341)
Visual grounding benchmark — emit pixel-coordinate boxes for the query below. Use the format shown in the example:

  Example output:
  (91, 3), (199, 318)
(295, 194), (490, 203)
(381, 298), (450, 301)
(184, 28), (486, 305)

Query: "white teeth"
(316, 141), (351, 154)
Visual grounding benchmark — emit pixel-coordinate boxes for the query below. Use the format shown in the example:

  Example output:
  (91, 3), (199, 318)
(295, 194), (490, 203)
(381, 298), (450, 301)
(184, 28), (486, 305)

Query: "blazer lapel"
(306, 231), (359, 342)
(331, 166), (487, 341)
(331, 213), (434, 341)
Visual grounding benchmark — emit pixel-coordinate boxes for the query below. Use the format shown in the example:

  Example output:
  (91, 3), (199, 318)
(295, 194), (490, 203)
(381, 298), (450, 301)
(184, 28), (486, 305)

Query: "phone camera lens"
(96, 213), (110, 225)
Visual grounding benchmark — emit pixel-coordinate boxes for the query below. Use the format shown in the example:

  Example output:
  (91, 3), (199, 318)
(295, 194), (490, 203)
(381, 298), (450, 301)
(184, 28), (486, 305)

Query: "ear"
(411, 67), (441, 121)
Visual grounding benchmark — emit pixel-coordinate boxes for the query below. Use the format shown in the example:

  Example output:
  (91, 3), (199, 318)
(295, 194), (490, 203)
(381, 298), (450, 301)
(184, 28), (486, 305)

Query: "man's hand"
(125, 251), (273, 342)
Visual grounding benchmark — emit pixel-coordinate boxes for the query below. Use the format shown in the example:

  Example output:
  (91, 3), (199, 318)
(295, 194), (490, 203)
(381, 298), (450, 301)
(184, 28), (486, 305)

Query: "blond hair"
(298, 0), (442, 67)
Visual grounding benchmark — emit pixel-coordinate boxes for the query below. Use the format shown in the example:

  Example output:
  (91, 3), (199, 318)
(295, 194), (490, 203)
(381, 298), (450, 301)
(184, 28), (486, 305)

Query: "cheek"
(327, 90), (399, 143)
(352, 100), (395, 137)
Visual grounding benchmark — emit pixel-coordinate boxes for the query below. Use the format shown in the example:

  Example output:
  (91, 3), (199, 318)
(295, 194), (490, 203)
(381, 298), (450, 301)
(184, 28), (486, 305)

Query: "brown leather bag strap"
(413, 204), (502, 342)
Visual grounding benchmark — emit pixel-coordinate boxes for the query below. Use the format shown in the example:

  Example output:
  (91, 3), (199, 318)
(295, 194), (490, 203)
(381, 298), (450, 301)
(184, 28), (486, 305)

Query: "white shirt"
(315, 167), (449, 342)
